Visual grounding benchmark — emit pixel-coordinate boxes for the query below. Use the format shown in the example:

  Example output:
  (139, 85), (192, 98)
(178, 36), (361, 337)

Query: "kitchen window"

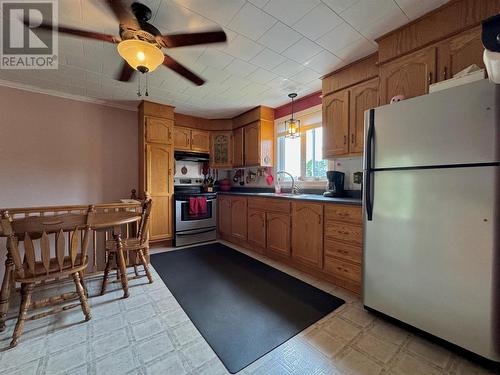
(276, 106), (327, 182)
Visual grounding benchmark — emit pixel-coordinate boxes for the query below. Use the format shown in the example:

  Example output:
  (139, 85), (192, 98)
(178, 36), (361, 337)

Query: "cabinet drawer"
(324, 240), (362, 264)
(248, 197), (290, 213)
(324, 204), (361, 224)
(325, 222), (362, 244)
(324, 257), (361, 283)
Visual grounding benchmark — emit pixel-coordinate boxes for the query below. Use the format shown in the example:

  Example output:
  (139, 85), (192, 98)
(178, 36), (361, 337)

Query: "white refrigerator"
(363, 79), (500, 362)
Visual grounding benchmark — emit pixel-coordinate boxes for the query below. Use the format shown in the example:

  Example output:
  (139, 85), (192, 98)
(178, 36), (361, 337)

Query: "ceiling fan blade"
(105, 0), (140, 30)
(162, 54), (205, 86)
(33, 22), (120, 43)
(158, 30), (227, 48)
(116, 62), (135, 82)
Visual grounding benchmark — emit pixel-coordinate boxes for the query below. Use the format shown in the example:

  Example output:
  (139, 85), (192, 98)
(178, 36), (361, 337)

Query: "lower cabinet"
(323, 204), (363, 294)
(266, 213), (290, 257)
(218, 195), (232, 237)
(291, 202), (324, 268)
(230, 197), (247, 240)
(247, 208), (266, 251)
(218, 194), (363, 294)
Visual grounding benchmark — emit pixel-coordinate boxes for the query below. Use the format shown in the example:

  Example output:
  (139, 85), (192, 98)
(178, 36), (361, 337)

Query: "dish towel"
(189, 197), (199, 215)
(197, 197), (208, 215)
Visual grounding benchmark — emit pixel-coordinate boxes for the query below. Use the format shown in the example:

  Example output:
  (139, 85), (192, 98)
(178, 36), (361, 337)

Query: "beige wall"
(0, 85), (138, 278)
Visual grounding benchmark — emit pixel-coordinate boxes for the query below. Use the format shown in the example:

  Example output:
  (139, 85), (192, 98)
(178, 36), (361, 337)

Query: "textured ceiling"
(0, 0), (448, 118)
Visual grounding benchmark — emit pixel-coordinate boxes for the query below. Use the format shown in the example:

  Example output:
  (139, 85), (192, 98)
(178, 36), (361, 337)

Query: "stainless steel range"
(174, 178), (217, 247)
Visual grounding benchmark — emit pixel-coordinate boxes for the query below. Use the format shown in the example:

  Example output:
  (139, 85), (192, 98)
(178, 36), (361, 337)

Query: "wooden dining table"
(0, 210), (141, 332)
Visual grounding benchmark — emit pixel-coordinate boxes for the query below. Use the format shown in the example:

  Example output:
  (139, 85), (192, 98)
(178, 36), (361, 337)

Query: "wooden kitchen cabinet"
(233, 127), (244, 167)
(247, 208), (266, 251)
(324, 204), (363, 294)
(437, 26), (485, 81)
(323, 90), (349, 158)
(139, 101), (175, 243)
(210, 131), (232, 168)
(174, 127), (209, 153)
(291, 202), (324, 268)
(242, 120), (274, 167)
(191, 130), (210, 152)
(218, 195), (232, 237)
(230, 197), (247, 240)
(244, 122), (260, 166)
(145, 144), (173, 241)
(145, 116), (173, 144)
(349, 78), (379, 155)
(322, 78), (378, 158)
(379, 47), (437, 105)
(173, 127), (191, 151)
(266, 213), (290, 257)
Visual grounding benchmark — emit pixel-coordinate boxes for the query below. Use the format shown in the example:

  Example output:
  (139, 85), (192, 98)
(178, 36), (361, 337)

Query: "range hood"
(174, 151), (209, 162)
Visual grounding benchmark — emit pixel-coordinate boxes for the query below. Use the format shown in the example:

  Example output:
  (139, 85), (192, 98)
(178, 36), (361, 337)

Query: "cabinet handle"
(344, 135), (347, 145)
(443, 67), (447, 80)
(351, 134), (354, 144)
(428, 72), (433, 85)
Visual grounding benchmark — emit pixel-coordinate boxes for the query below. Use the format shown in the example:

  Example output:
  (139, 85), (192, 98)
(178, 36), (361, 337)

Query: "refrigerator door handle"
(365, 109), (375, 221)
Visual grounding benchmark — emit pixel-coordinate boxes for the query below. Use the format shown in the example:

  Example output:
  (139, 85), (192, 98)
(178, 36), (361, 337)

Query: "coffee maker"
(324, 171), (345, 197)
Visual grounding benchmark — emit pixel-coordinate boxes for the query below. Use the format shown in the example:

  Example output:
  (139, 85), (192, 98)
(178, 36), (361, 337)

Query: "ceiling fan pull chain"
(145, 73), (149, 97)
(137, 74), (142, 97)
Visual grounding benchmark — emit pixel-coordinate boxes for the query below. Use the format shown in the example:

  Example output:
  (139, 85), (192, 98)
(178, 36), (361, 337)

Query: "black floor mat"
(151, 243), (344, 373)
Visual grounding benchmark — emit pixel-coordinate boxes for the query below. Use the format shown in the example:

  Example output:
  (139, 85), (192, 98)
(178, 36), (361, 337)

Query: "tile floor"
(0, 241), (497, 375)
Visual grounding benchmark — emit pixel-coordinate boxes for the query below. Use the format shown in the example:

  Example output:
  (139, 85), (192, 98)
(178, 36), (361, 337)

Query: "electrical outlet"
(353, 171), (363, 184)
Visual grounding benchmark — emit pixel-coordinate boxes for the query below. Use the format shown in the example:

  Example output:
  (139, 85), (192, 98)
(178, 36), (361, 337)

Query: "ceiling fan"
(31, 0), (227, 85)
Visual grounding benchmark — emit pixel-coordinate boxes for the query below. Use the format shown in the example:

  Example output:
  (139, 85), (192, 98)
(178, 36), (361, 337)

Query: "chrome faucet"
(276, 171), (299, 194)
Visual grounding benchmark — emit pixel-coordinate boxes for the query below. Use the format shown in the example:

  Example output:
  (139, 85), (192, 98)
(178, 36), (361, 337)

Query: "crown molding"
(0, 79), (138, 112)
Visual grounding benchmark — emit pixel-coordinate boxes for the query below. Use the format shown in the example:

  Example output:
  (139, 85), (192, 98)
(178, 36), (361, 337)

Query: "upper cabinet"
(436, 26), (484, 81)
(321, 1), (498, 158)
(242, 120), (274, 167)
(191, 130), (210, 153)
(323, 90), (349, 158)
(323, 78), (378, 158)
(210, 131), (232, 168)
(173, 127), (191, 151)
(349, 78), (379, 154)
(232, 127), (244, 167)
(173, 126), (210, 153)
(379, 47), (437, 105)
(145, 116), (173, 144)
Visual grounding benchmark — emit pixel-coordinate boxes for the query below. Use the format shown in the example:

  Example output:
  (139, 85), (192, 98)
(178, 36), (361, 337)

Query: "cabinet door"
(191, 130), (210, 153)
(437, 26), (484, 81)
(323, 90), (349, 158)
(146, 143), (173, 240)
(244, 122), (260, 166)
(379, 47), (437, 105)
(266, 213), (290, 257)
(247, 208), (266, 251)
(145, 117), (173, 144)
(230, 197), (247, 240)
(349, 78), (378, 155)
(218, 195), (232, 237)
(210, 132), (233, 168)
(173, 127), (191, 151)
(233, 128), (244, 167)
(291, 202), (323, 268)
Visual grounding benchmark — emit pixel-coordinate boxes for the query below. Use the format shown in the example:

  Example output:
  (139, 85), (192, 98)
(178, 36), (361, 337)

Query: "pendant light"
(285, 93), (300, 139)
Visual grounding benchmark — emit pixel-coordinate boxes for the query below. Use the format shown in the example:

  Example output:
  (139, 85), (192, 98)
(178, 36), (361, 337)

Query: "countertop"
(217, 191), (362, 205)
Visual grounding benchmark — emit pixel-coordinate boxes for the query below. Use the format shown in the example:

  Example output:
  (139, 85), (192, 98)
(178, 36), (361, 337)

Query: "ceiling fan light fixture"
(117, 39), (163, 73)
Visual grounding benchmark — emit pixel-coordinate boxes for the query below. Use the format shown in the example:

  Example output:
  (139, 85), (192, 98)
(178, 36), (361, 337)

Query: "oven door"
(175, 198), (217, 231)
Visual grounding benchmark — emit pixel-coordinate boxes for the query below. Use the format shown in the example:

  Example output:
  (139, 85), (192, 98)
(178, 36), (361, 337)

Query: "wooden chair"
(0, 207), (94, 347)
(100, 195), (153, 296)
